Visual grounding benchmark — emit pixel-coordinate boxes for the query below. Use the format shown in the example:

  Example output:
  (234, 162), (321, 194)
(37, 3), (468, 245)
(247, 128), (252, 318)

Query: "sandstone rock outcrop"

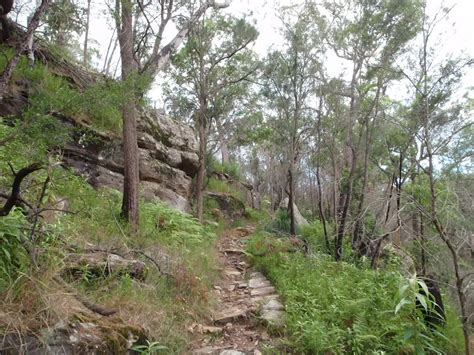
(0, 37), (199, 212)
(63, 109), (199, 212)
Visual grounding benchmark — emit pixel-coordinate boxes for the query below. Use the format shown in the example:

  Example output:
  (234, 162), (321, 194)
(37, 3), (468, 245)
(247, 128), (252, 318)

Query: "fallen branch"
(53, 275), (117, 317)
(127, 249), (173, 278)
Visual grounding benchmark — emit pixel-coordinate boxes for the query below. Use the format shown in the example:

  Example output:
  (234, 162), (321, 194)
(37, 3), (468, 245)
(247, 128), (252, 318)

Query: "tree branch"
(0, 163), (43, 217)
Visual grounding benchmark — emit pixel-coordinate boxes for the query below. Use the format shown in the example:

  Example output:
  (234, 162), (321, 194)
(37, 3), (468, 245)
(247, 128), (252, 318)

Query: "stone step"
(249, 272), (264, 279)
(250, 286), (275, 297)
(248, 278), (271, 289)
(261, 309), (284, 327)
(262, 299), (284, 311)
(252, 294), (280, 303)
(224, 269), (242, 277)
(214, 306), (248, 324)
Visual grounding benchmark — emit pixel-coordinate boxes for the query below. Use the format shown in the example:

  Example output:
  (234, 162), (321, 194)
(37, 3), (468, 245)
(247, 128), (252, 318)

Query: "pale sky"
(60, 0), (474, 103)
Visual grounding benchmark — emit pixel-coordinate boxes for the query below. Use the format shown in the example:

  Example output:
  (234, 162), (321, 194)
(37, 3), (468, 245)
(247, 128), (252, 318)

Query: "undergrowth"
(0, 165), (219, 352)
(246, 232), (464, 354)
(50, 173), (218, 351)
(0, 45), (220, 352)
(0, 45), (125, 133)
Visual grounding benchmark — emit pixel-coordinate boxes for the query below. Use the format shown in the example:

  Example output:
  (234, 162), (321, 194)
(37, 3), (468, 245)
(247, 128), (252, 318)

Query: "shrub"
(0, 208), (29, 290)
(265, 209), (291, 235)
(300, 220), (330, 254)
(209, 159), (241, 180)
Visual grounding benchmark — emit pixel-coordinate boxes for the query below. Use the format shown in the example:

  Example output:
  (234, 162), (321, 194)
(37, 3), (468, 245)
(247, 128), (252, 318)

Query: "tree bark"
(196, 112), (208, 223)
(0, 163), (42, 216)
(316, 95), (329, 251)
(334, 61), (361, 261)
(215, 118), (229, 164)
(140, 0), (229, 78)
(288, 162), (296, 235)
(117, 0), (139, 230)
(83, 0), (91, 66)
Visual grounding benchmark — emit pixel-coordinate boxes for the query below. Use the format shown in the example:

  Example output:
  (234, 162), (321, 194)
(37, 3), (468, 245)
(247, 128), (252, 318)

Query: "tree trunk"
(334, 61), (361, 261)
(103, 29), (117, 74)
(420, 23), (470, 350)
(288, 161), (296, 235)
(330, 149), (338, 224)
(196, 115), (208, 223)
(215, 119), (229, 164)
(117, 0), (139, 230)
(316, 166), (330, 252)
(83, 0), (91, 66)
(315, 95), (329, 251)
(419, 213), (426, 275)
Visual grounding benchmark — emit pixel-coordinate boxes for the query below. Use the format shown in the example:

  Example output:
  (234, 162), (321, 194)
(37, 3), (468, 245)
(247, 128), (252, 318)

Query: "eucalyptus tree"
(262, 7), (322, 235)
(82, 0), (91, 66)
(317, 0), (423, 260)
(164, 13), (258, 222)
(400, 4), (473, 352)
(114, 0), (229, 230)
(44, 0), (86, 50)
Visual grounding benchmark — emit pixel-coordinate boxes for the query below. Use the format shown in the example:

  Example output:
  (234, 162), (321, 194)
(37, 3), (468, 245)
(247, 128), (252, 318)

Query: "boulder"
(279, 197), (309, 228)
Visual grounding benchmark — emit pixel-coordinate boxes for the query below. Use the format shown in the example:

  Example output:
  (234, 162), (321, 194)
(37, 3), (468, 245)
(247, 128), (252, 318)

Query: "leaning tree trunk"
(117, 0), (139, 230)
(0, 0), (50, 100)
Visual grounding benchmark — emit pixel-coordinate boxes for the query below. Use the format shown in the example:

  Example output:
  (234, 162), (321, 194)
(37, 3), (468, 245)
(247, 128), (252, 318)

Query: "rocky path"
(190, 226), (284, 355)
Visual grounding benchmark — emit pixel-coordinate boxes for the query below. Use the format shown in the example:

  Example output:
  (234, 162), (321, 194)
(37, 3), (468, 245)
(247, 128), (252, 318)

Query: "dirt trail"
(190, 226), (283, 355)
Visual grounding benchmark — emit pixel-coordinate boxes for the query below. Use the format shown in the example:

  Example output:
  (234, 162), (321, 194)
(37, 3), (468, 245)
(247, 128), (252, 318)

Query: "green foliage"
(0, 47), (123, 134)
(132, 340), (168, 354)
(40, 170), (218, 351)
(243, 208), (270, 224)
(0, 208), (29, 290)
(139, 201), (213, 249)
(246, 231), (296, 256)
(395, 274), (461, 354)
(209, 159), (241, 180)
(265, 209), (291, 235)
(246, 233), (464, 354)
(165, 13), (258, 128)
(71, 80), (124, 132)
(300, 220), (331, 254)
(206, 177), (244, 202)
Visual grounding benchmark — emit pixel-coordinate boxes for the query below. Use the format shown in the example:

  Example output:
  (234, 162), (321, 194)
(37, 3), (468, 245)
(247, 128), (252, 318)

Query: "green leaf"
(395, 297), (411, 314)
(416, 293), (428, 311)
(403, 327), (415, 341)
(418, 279), (429, 297)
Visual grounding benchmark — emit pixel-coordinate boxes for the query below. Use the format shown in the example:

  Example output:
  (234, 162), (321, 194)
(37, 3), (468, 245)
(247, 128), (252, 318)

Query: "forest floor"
(190, 225), (284, 355)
